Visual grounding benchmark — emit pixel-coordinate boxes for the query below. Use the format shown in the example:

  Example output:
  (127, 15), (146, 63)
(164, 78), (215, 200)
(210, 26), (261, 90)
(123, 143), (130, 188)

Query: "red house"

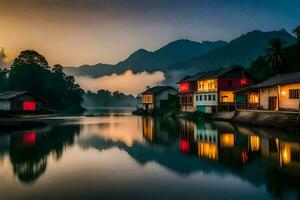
(178, 72), (205, 112)
(0, 91), (46, 113)
(179, 67), (255, 113)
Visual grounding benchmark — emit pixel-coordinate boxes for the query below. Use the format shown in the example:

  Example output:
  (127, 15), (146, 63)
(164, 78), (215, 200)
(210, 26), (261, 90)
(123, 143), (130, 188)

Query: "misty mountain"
(64, 29), (297, 85)
(64, 39), (227, 77)
(169, 29), (296, 73)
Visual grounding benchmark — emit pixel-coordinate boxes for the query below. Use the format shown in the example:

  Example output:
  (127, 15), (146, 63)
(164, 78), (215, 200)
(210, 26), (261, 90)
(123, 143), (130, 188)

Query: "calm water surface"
(0, 113), (300, 200)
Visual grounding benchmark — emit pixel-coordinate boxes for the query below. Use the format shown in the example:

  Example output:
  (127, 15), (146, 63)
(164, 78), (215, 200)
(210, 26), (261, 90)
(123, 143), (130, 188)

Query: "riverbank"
(212, 110), (300, 130)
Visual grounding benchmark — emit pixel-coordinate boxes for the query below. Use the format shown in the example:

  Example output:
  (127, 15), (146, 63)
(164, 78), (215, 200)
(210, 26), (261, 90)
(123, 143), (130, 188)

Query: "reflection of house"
(179, 67), (254, 113)
(141, 86), (178, 112)
(179, 120), (196, 154)
(235, 72), (300, 111)
(142, 117), (178, 145)
(0, 91), (45, 112)
(261, 137), (300, 171)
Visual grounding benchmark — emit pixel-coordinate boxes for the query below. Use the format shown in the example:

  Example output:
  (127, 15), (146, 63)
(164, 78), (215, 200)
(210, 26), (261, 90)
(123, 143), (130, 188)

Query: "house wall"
(0, 100), (11, 111)
(11, 94), (43, 112)
(260, 87), (278, 110)
(180, 92), (195, 112)
(278, 83), (300, 111)
(179, 81), (197, 93)
(154, 89), (178, 109)
(194, 92), (218, 113)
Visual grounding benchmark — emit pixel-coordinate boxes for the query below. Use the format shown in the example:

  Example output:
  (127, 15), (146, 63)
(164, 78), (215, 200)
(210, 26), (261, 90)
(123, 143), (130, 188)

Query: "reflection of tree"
(142, 117), (179, 145)
(9, 125), (80, 184)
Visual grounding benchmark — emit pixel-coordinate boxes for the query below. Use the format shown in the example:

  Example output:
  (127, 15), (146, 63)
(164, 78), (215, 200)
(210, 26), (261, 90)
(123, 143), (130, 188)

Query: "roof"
(235, 72), (300, 93)
(0, 91), (28, 100)
(253, 72), (300, 88)
(0, 91), (45, 102)
(179, 67), (241, 83)
(141, 86), (178, 95)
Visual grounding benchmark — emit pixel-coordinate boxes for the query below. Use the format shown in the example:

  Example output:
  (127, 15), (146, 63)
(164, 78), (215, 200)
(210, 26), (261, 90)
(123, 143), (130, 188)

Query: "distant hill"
(64, 29), (297, 84)
(169, 29), (296, 73)
(64, 63), (115, 77)
(64, 39), (227, 77)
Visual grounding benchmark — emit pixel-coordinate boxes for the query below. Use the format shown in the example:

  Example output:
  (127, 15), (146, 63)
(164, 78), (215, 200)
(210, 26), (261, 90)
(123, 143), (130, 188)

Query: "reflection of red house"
(0, 91), (45, 113)
(180, 140), (190, 153)
(23, 131), (36, 146)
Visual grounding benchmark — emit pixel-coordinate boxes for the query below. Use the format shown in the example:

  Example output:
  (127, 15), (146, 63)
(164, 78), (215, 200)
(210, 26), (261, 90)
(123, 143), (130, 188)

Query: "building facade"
(235, 72), (300, 111)
(178, 78), (198, 112)
(0, 91), (45, 112)
(179, 67), (254, 113)
(141, 86), (178, 112)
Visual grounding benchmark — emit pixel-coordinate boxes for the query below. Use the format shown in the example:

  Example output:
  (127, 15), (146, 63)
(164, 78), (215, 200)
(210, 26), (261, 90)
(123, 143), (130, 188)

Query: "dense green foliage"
(84, 90), (136, 107)
(248, 26), (300, 81)
(3, 50), (84, 111)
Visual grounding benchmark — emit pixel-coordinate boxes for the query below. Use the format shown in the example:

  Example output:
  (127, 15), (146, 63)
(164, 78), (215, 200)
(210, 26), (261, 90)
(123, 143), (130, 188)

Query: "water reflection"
(0, 115), (299, 199)
(0, 125), (80, 183)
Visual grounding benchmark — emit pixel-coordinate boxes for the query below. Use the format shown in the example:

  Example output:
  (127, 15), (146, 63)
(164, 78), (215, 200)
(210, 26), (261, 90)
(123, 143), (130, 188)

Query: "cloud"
(75, 70), (165, 95)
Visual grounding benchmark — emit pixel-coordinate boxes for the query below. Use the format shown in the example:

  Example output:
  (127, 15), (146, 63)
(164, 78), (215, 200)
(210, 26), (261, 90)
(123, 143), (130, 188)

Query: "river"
(0, 113), (299, 199)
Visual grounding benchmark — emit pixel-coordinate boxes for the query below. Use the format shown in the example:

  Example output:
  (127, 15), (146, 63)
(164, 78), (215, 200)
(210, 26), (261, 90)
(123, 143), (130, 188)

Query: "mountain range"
(64, 29), (296, 83)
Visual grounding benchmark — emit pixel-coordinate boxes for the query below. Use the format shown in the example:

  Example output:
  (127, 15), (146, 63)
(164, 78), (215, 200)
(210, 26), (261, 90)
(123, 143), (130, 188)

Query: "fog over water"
(75, 70), (165, 95)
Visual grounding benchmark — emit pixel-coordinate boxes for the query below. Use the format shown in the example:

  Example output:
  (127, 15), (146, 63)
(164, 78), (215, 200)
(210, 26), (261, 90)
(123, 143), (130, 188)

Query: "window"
(228, 80), (232, 86)
(213, 94), (216, 101)
(200, 95), (202, 101)
(289, 89), (299, 99)
(189, 96), (192, 103)
(204, 95), (207, 101)
(196, 95), (198, 101)
(23, 101), (36, 111)
(208, 94), (211, 101)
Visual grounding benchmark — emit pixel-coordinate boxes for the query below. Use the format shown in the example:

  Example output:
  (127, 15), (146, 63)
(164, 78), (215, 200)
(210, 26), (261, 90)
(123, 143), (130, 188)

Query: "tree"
(0, 68), (8, 91)
(248, 56), (271, 81)
(265, 38), (286, 74)
(293, 25), (300, 43)
(8, 50), (84, 111)
(0, 47), (6, 66)
(12, 50), (49, 69)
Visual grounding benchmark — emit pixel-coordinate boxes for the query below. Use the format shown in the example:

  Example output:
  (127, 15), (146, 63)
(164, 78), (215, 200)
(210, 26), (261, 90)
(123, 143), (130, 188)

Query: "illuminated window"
(23, 101), (36, 111)
(220, 133), (234, 147)
(249, 93), (259, 103)
(241, 79), (248, 85)
(180, 82), (189, 92)
(220, 91), (234, 103)
(250, 135), (260, 151)
(289, 89), (299, 99)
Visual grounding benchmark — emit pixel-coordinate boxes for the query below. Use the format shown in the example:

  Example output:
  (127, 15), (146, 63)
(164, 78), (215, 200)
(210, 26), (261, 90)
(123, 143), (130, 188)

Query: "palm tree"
(293, 25), (300, 43)
(265, 38), (286, 74)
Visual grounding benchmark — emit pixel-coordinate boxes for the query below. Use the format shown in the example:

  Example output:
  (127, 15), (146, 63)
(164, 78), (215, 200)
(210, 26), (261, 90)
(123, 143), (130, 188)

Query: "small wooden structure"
(141, 86), (178, 112)
(0, 91), (46, 113)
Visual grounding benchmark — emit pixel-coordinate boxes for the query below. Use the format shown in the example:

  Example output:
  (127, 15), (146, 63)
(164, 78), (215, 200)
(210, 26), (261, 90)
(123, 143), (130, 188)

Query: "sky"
(0, 0), (299, 67)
